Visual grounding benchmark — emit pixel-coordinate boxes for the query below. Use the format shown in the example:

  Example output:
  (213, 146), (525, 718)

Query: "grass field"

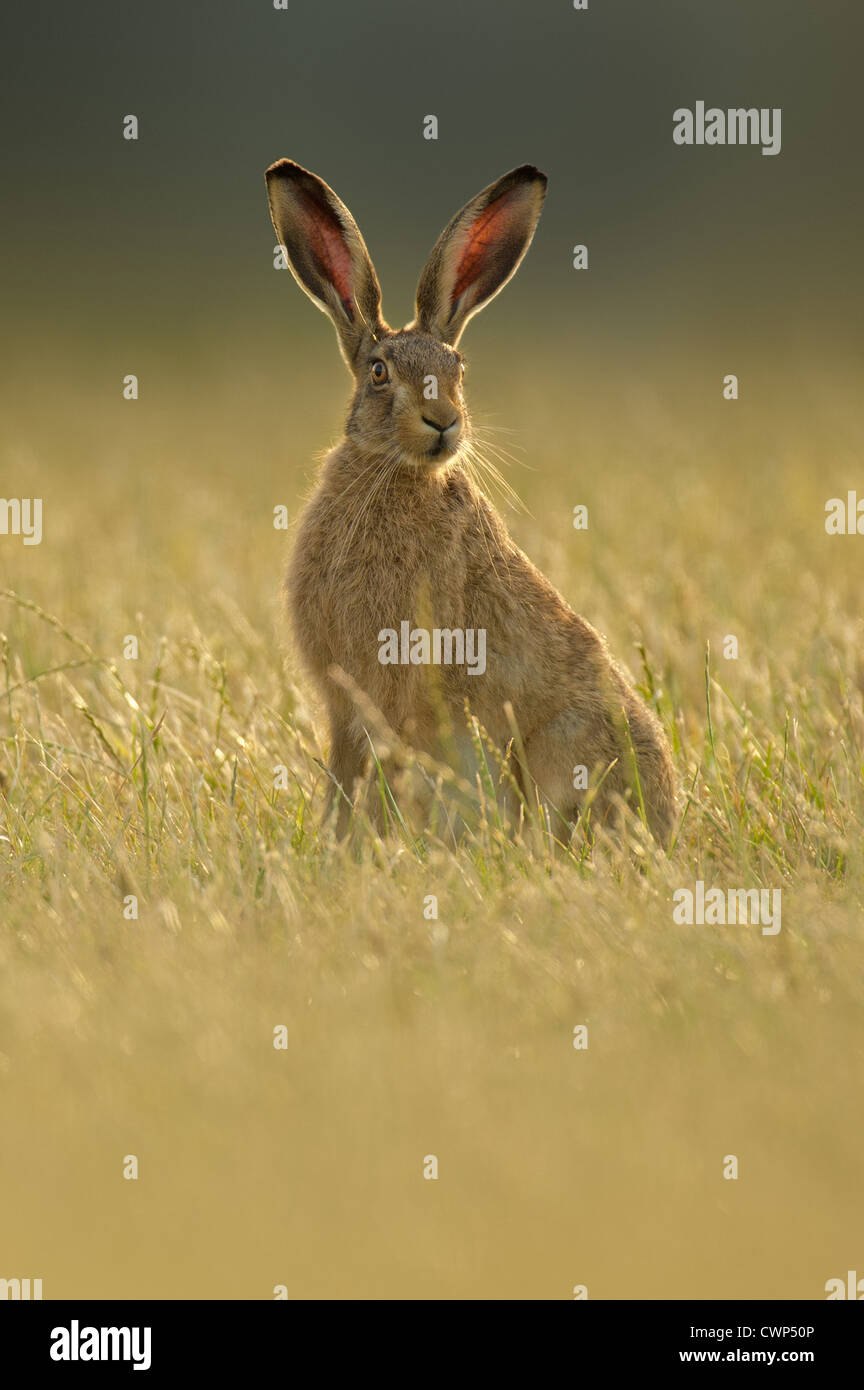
(1, 341), (861, 1298)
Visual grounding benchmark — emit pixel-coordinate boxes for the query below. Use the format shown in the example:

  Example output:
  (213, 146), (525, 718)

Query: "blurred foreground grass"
(0, 347), (861, 1298)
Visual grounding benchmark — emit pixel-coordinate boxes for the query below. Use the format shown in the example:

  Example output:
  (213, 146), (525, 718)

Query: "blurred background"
(1, 0), (862, 638)
(1, 0), (862, 467)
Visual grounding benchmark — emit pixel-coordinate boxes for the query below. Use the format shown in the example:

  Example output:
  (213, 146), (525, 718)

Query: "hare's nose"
(422, 415), (459, 435)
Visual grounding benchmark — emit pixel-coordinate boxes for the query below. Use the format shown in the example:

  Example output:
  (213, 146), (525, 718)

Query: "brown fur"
(266, 159), (678, 845)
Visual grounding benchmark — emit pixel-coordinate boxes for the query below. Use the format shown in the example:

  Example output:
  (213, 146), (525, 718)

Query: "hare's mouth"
(398, 429), (463, 469)
(421, 430), (462, 463)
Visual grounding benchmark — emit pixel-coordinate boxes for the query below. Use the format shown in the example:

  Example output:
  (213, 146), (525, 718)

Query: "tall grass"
(0, 356), (861, 1297)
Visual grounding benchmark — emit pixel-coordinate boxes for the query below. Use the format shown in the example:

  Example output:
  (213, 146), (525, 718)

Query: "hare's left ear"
(413, 165), (547, 346)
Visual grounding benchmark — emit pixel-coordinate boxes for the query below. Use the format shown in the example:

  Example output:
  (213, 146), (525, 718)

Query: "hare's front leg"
(325, 698), (368, 837)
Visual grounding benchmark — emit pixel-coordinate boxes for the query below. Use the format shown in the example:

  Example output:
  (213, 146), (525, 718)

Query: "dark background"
(2, 0), (861, 383)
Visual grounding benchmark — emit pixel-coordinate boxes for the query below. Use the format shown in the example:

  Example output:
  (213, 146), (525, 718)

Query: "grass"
(0, 348), (861, 1298)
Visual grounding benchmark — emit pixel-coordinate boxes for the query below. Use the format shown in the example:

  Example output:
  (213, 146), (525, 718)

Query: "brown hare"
(266, 158), (678, 846)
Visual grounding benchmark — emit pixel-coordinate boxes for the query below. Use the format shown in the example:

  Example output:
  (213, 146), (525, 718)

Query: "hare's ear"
(265, 159), (386, 365)
(414, 165), (547, 346)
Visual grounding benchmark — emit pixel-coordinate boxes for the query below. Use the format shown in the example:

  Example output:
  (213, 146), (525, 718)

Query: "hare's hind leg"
(523, 704), (676, 848)
(522, 709), (623, 843)
(618, 697), (678, 848)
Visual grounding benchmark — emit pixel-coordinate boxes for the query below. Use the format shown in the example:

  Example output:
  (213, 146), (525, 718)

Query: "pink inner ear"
(450, 189), (521, 303)
(302, 201), (355, 319)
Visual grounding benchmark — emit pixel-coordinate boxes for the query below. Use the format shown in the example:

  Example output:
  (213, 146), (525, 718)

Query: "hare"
(265, 158), (678, 846)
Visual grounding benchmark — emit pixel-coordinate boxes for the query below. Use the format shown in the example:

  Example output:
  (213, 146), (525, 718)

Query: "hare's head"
(265, 160), (546, 470)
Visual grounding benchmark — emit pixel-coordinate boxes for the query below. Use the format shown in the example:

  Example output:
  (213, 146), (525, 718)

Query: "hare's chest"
(332, 528), (466, 641)
(289, 480), (471, 691)
(314, 513), (464, 653)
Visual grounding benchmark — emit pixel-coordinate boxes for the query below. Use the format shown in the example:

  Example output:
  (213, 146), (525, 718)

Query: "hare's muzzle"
(421, 412), (462, 461)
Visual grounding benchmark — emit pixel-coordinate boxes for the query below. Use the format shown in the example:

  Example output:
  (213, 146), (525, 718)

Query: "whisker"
(470, 427), (533, 470)
(335, 447), (403, 568)
(462, 440), (528, 516)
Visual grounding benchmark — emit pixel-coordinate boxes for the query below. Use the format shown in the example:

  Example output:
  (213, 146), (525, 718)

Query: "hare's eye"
(370, 360), (389, 385)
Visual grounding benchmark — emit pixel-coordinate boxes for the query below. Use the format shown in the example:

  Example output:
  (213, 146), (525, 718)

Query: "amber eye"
(370, 360), (389, 385)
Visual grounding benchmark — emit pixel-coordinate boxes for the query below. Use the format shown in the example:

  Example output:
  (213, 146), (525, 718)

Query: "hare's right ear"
(265, 159), (386, 365)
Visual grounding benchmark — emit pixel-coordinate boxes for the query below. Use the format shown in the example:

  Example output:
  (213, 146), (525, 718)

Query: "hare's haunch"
(266, 159), (677, 844)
